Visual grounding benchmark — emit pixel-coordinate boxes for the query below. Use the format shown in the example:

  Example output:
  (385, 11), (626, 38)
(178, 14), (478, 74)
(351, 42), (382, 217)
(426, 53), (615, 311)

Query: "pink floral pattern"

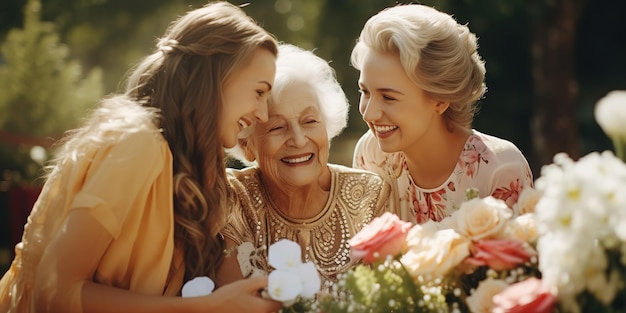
(353, 130), (534, 224)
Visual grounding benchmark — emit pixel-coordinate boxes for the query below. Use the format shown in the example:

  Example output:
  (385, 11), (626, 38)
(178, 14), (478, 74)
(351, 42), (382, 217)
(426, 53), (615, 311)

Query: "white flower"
(268, 239), (303, 272)
(537, 231), (591, 297)
(268, 269), (303, 303)
(533, 150), (626, 311)
(594, 90), (626, 139)
(535, 152), (626, 238)
(298, 261), (322, 298)
(181, 276), (215, 298)
(266, 239), (321, 305)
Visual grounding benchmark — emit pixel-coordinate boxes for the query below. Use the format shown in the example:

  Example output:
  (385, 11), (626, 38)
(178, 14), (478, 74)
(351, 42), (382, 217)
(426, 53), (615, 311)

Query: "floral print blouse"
(353, 130), (533, 224)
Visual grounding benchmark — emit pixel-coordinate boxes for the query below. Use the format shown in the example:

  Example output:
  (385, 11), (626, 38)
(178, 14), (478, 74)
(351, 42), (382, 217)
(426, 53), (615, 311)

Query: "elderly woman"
(215, 44), (391, 290)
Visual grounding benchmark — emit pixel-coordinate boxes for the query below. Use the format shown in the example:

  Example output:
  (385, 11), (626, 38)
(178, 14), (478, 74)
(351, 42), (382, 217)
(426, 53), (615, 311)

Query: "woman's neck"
(404, 126), (471, 189)
(261, 167), (331, 220)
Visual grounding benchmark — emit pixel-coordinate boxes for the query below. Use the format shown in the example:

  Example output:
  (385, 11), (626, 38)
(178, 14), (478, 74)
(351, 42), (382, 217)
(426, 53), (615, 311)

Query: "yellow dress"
(0, 128), (184, 313)
(222, 164), (391, 290)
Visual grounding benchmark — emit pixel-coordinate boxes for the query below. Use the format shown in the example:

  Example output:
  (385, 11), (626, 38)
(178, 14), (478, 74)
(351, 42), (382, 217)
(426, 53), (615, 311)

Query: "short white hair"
(227, 43), (349, 164)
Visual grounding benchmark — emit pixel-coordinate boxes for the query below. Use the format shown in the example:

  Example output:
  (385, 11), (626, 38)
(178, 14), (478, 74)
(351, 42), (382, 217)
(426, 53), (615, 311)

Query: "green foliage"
(318, 260), (448, 313)
(0, 0), (103, 137)
(0, 0), (104, 183)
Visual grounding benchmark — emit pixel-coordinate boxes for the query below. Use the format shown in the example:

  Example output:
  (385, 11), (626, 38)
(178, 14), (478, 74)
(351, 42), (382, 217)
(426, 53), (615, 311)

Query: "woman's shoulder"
(329, 163), (382, 179)
(226, 166), (263, 200)
(226, 166), (260, 182)
(329, 164), (389, 192)
(468, 130), (532, 181)
(329, 164), (391, 216)
(60, 96), (163, 155)
(470, 129), (526, 160)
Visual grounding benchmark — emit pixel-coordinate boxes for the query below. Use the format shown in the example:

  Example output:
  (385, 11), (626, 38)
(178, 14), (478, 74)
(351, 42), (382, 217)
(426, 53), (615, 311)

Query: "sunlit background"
(1, 0), (625, 275)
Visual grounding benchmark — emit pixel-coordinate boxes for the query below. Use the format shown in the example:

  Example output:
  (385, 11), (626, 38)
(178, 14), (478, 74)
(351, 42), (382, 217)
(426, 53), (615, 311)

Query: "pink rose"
(465, 239), (536, 271)
(349, 212), (412, 263)
(492, 277), (555, 313)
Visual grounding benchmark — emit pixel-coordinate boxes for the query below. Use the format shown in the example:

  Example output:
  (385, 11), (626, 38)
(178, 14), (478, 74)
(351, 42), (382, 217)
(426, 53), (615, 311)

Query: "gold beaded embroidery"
(224, 164), (389, 288)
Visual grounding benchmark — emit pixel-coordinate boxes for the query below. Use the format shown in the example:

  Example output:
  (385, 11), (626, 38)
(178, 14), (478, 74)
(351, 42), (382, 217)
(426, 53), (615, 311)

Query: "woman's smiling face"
(357, 48), (440, 153)
(220, 47), (276, 149)
(248, 80), (329, 189)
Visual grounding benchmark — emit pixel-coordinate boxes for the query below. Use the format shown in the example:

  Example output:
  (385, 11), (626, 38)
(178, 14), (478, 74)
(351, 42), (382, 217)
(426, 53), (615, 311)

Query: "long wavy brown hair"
(123, 1), (278, 280)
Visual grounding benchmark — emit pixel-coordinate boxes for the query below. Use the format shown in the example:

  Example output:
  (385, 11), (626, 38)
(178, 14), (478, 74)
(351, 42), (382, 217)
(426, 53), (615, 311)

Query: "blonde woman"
(0, 2), (281, 312)
(352, 4), (533, 224)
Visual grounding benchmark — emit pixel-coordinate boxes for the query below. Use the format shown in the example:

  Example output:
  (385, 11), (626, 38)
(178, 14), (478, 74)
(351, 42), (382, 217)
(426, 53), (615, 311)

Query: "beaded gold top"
(222, 164), (391, 289)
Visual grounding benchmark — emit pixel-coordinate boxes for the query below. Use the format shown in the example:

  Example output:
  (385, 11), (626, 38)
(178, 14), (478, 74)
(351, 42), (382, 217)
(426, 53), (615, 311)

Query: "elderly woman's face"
(249, 81), (329, 188)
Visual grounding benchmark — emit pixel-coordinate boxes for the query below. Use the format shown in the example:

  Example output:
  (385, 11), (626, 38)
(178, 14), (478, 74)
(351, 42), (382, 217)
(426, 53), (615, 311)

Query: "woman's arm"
(35, 209), (280, 313)
(82, 275), (280, 313)
(214, 237), (245, 288)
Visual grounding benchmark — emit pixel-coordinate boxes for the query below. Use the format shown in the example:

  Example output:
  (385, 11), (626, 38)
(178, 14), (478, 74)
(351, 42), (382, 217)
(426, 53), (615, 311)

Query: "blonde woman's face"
(220, 48), (276, 149)
(357, 48), (441, 154)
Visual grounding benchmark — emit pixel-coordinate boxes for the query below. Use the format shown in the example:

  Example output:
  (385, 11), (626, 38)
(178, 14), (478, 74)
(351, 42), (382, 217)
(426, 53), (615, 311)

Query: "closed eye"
(382, 94), (397, 101)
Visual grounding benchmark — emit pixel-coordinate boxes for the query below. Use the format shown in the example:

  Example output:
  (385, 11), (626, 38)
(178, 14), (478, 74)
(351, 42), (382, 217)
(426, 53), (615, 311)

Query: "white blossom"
(181, 276), (215, 298)
(266, 239), (321, 305)
(594, 90), (626, 139)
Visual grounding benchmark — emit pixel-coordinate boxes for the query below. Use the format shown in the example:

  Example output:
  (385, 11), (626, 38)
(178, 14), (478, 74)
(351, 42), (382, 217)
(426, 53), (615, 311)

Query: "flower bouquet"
(318, 191), (543, 313)
(317, 91), (626, 313)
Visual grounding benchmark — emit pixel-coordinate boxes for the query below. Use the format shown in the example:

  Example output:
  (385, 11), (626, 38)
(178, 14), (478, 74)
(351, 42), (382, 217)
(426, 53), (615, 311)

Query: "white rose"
(454, 196), (512, 241)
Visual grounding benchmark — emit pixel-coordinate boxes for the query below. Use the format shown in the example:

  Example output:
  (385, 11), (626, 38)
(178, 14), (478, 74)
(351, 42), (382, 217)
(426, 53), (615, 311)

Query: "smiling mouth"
(281, 154), (313, 164)
(239, 118), (251, 130)
(373, 125), (398, 133)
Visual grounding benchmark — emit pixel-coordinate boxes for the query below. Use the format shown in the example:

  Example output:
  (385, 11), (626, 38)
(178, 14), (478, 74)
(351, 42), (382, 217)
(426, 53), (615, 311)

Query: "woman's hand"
(205, 276), (282, 313)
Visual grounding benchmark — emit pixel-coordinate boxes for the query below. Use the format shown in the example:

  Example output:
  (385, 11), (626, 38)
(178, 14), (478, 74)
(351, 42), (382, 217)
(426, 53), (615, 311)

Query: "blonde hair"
(228, 43), (348, 164)
(50, 1), (278, 280)
(351, 4), (486, 129)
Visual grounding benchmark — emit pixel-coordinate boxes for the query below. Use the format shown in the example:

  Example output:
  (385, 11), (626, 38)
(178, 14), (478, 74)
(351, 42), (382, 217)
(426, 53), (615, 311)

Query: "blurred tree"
(0, 0), (27, 41)
(527, 0), (588, 169)
(0, 0), (104, 183)
(0, 0), (624, 172)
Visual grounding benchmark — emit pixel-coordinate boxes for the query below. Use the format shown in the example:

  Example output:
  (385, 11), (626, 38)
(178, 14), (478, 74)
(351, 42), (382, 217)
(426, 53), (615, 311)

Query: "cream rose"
(512, 187), (542, 216)
(506, 213), (538, 243)
(454, 196), (512, 241)
(466, 278), (509, 313)
(400, 226), (471, 280)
